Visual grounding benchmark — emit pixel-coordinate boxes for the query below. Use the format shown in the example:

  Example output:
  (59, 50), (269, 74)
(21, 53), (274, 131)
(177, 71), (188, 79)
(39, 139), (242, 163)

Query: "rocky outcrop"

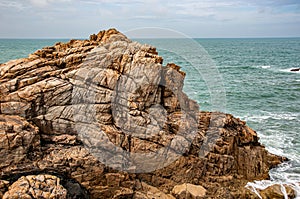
(0, 28), (288, 198)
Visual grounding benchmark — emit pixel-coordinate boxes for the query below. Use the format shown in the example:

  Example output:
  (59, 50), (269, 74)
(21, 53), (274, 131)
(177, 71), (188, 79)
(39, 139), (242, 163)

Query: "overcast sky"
(0, 0), (299, 38)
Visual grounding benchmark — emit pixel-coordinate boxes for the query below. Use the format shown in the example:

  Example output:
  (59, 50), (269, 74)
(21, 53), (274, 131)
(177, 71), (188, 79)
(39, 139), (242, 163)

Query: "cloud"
(29, 0), (72, 7)
(163, 0), (300, 23)
(0, 0), (299, 38)
(248, 0), (300, 7)
(78, 0), (144, 6)
(130, 15), (159, 20)
(0, 0), (27, 10)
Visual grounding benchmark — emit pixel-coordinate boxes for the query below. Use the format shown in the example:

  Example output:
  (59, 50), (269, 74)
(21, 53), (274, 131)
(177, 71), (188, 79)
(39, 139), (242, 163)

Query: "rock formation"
(290, 68), (300, 72)
(3, 175), (67, 199)
(0, 28), (292, 198)
(253, 184), (296, 199)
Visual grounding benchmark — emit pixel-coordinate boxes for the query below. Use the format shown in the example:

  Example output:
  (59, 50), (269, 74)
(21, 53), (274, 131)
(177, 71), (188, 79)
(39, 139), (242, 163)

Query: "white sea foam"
(243, 112), (299, 122)
(253, 65), (272, 70)
(265, 146), (285, 156)
(261, 65), (271, 69)
(243, 110), (300, 198)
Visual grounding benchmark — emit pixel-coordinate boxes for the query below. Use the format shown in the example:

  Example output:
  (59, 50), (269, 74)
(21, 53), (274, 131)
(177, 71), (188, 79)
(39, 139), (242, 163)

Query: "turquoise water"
(0, 38), (299, 196)
(0, 39), (69, 63)
(198, 38), (300, 184)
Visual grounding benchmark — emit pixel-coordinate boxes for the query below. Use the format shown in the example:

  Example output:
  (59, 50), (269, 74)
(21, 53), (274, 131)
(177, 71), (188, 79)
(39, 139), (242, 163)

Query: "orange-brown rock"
(172, 183), (206, 199)
(3, 175), (67, 199)
(0, 28), (287, 198)
(259, 184), (296, 199)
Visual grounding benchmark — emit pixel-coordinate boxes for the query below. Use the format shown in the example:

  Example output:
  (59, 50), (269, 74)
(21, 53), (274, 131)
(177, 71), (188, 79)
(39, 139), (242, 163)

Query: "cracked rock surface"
(3, 175), (67, 199)
(0, 28), (290, 198)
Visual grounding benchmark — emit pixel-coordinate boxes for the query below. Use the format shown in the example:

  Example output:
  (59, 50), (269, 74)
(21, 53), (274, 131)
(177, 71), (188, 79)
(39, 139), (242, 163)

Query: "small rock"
(105, 173), (125, 187)
(290, 68), (300, 72)
(259, 184), (296, 199)
(140, 182), (175, 199)
(172, 183), (206, 199)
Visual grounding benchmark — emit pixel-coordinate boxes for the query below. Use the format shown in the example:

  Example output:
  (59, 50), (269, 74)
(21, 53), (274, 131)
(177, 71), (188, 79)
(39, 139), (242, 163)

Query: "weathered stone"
(3, 175), (67, 199)
(172, 183), (206, 199)
(0, 115), (40, 170)
(137, 182), (175, 199)
(0, 28), (288, 198)
(0, 180), (9, 198)
(259, 184), (296, 199)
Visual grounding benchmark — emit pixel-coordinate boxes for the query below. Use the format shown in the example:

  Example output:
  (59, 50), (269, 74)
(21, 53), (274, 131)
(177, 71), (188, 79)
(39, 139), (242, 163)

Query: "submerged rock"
(0, 28), (287, 198)
(290, 68), (300, 72)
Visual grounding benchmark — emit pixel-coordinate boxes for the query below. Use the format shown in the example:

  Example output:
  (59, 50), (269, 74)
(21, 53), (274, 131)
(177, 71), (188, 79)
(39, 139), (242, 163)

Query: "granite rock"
(172, 183), (206, 199)
(3, 175), (67, 199)
(0, 28), (288, 198)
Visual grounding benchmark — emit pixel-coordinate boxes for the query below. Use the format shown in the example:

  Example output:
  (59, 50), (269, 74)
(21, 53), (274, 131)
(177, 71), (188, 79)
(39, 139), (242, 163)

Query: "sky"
(0, 0), (300, 38)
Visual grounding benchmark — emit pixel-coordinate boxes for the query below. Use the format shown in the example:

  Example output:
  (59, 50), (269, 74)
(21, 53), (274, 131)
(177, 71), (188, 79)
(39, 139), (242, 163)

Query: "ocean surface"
(0, 38), (299, 197)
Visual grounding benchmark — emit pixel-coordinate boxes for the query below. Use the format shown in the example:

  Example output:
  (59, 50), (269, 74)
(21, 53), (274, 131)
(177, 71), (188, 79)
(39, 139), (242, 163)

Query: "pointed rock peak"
(89, 28), (129, 43)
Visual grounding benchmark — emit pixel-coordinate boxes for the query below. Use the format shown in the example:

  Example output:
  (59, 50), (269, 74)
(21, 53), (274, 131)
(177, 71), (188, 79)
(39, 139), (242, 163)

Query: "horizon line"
(0, 36), (300, 40)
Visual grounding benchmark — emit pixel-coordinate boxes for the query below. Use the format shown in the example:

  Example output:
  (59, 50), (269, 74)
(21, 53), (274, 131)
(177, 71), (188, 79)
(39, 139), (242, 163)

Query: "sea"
(0, 37), (299, 197)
